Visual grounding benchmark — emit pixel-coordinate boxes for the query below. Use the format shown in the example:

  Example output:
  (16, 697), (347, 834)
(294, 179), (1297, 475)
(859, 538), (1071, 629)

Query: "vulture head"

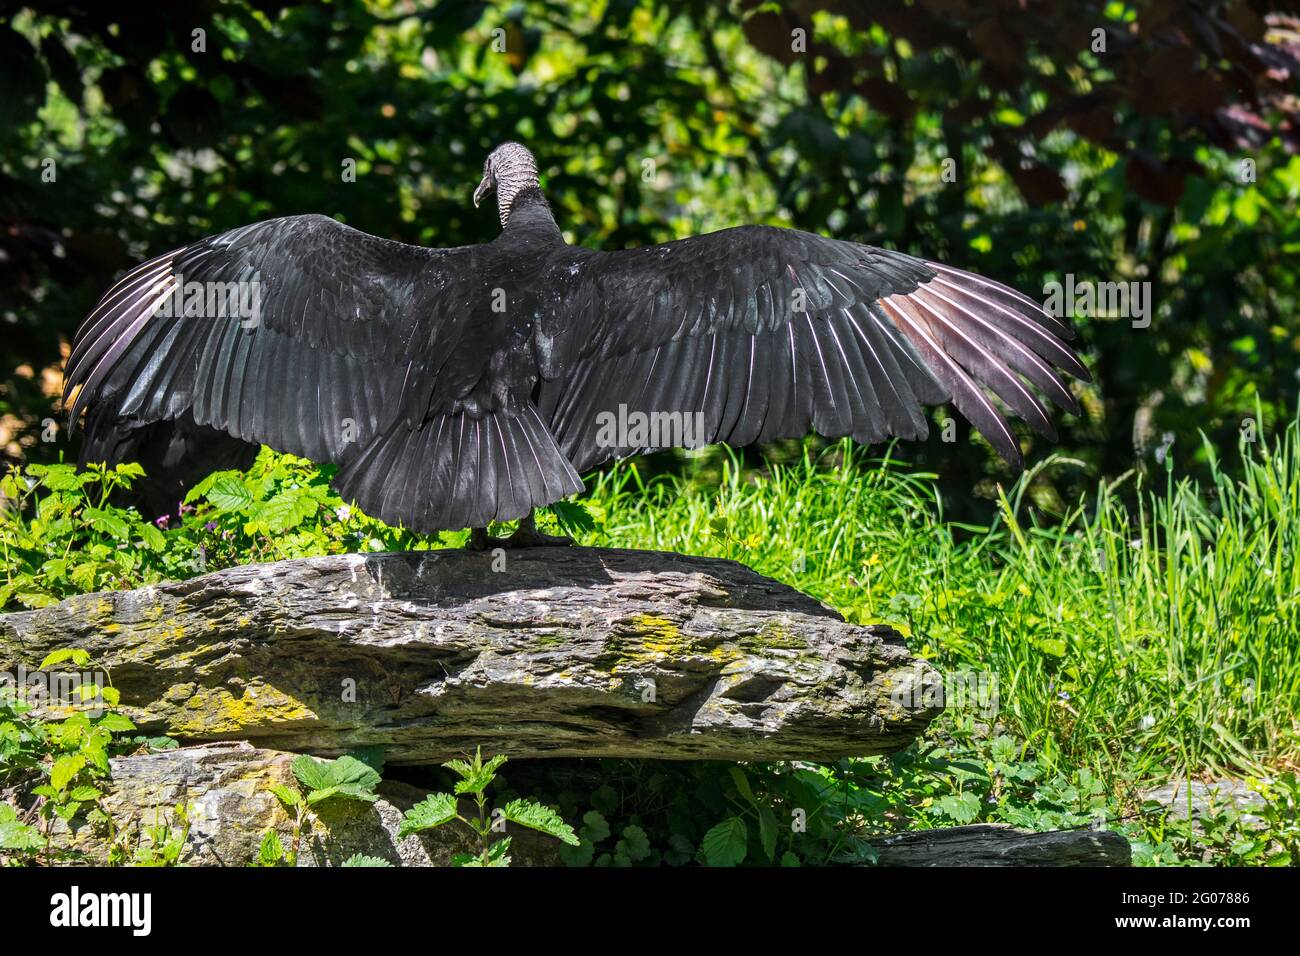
(474, 141), (540, 226)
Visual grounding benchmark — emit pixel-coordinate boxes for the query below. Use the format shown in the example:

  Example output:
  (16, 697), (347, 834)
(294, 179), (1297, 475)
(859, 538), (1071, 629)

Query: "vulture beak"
(473, 174), (493, 209)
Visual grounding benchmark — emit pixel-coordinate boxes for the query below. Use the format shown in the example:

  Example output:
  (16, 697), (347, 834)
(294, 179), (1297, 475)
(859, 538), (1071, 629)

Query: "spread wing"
(534, 225), (1089, 472)
(64, 215), (580, 530)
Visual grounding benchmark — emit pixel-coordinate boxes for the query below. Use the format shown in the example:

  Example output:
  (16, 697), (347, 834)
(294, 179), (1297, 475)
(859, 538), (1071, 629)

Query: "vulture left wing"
(535, 225), (1089, 472)
(63, 214), (582, 531)
(63, 214), (466, 462)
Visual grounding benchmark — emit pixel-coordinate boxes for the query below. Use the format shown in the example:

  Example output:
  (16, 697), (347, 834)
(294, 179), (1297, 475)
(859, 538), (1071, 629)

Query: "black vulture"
(63, 142), (1090, 548)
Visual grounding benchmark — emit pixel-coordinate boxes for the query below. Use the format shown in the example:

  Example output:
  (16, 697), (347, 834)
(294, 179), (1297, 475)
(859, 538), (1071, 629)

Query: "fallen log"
(868, 822), (1131, 867)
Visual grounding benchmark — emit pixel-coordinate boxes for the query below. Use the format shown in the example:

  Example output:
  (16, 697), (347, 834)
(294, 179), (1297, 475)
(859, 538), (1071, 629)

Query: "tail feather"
(333, 404), (583, 531)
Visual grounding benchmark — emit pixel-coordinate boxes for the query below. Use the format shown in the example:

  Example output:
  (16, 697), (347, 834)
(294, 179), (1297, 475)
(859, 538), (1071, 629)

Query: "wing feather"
(535, 225), (1086, 471)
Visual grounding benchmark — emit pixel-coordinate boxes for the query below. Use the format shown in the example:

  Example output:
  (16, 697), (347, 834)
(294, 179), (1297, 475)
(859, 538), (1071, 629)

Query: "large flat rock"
(0, 548), (939, 763)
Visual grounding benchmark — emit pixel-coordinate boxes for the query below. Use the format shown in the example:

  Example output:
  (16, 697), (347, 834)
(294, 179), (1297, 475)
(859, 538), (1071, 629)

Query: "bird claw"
(466, 528), (508, 551)
(465, 525), (573, 550)
(503, 526), (573, 549)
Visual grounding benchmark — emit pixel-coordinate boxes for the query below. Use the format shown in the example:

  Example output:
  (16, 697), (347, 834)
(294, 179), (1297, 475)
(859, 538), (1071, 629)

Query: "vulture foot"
(466, 528), (509, 551)
(503, 526), (574, 549)
(466, 514), (573, 550)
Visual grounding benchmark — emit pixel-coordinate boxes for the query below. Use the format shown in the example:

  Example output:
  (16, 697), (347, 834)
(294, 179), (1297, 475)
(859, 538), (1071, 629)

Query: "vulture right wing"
(535, 225), (1089, 472)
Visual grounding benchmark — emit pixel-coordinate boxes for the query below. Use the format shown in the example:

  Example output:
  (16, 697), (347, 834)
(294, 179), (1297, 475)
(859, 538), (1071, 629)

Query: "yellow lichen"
(627, 614), (685, 654)
(166, 682), (316, 735)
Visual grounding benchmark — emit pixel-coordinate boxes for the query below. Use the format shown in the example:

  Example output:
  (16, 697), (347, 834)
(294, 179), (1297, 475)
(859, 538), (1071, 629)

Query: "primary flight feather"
(63, 142), (1090, 547)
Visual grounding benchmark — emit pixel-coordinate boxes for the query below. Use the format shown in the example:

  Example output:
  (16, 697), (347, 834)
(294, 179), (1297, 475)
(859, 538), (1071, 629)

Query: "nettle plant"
(0, 453), (435, 612)
(259, 752), (385, 867)
(0, 649), (178, 866)
(399, 749), (578, 867)
(1, 451), (595, 613)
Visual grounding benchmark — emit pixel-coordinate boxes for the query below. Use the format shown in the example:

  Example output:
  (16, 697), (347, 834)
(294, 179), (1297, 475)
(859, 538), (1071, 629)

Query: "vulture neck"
(501, 185), (562, 242)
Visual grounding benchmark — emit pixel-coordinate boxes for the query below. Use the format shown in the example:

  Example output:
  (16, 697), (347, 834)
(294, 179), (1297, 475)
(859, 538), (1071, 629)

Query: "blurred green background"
(2, 0), (1298, 513)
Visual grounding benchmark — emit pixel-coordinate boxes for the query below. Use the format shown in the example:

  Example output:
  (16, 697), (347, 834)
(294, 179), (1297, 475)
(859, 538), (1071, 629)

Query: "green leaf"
(444, 749), (506, 794)
(579, 810), (610, 844)
(206, 476), (256, 513)
(304, 784), (380, 806)
(701, 816), (748, 867)
(38, 466), (89, 492)
(590, 784), (618, 815)
(728, 766), (758, 806)
(50, 754), (87, 791)
(398, 793), (459, 837)
(665, 833), (695, 866)
(39, 648), (91, 670)
(1035, 637), (1068, 657)
(68, 564), (99, 592)
(253, 490), (318, 532)
(502, 798), (578, 845)
(267, 784), (302, 809)
(936, 791), (983, 824)
(341, 853), (393, 867)
(84, 508), (132, 540)
(347, 746), (386, 775)
(546, 500), (596, 534)
(257, 830), (285, 865)
(453, 838), (512, 867)
(138, 521), (167, 551)
(557, 838), (595, 867)
(617, 824), (651, 861)
(95, 713), (135, 734)
(291, 754), (381, 804)
(0, 806), (43, 852)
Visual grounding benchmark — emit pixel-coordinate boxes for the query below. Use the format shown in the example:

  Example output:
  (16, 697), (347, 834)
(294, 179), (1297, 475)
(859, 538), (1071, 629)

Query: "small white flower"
(335, 504), (352, 521)
(1139, 714), (1156, 731)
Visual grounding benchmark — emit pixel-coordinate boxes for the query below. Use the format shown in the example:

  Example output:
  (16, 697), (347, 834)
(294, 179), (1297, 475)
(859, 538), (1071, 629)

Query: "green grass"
(6, 417), (1299, 864)
(576, 422), (1300, 782)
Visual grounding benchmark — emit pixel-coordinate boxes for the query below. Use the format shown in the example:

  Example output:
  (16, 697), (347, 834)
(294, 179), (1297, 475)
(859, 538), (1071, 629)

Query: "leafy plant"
(259, 752), (384, 867)
(1127, 774), (1300, 867)
(121, 804), (192, 867)
(0, 452), (439, 612)
(398, 748), (577, 867)
(0, 649), (150, 865)
(1, 451), (601, 613)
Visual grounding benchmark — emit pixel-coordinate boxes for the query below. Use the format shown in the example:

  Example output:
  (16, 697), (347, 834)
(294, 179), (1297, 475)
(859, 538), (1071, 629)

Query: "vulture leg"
(466, 514), (571, 549)
(504, 511), (573, 549)
(466, 527), (508, 551)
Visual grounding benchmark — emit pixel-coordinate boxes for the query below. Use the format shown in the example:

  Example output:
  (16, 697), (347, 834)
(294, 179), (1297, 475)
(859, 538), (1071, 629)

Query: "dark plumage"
(64, 142), (1090, 544)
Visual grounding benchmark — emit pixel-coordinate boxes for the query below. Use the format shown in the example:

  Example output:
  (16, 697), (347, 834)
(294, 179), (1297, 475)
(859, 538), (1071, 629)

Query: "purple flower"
(204, 521), (217, 532)
(154, 515), (170, 528)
